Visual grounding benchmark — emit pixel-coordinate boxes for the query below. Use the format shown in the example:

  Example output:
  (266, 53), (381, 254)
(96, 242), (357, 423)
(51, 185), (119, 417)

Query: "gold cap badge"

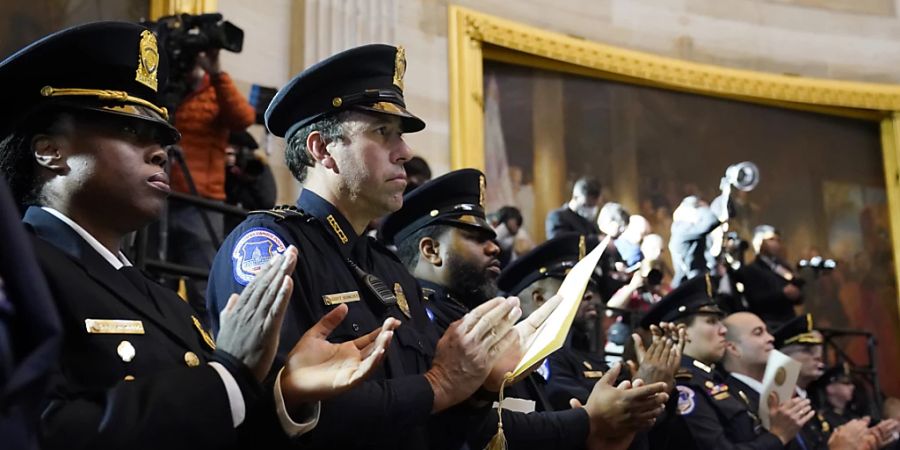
(393, 46), (406, 90)
(478, 175), (486, 209)
(135, 30), (159, 91)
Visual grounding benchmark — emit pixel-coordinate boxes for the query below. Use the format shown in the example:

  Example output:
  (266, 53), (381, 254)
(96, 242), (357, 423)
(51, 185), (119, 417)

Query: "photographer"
(224, 130), (276, 234)
(739, 225), (802, 329)
(164, 17), (256, 318)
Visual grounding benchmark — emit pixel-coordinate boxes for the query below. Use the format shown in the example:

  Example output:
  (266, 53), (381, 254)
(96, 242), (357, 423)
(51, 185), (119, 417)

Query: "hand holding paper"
(510, 236), (611, 377)
(484, 294), (563, 390)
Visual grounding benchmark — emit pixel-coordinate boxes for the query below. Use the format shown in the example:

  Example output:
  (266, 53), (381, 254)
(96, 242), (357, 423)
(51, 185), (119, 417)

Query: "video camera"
(142, 13), (244, 119)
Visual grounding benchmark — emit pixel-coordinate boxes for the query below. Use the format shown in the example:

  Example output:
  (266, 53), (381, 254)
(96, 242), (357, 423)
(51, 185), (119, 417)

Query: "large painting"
(450, 6), (900, 397)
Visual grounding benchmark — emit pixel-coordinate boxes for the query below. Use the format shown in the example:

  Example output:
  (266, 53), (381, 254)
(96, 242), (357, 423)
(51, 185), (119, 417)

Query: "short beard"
(445, 255), (497, 310)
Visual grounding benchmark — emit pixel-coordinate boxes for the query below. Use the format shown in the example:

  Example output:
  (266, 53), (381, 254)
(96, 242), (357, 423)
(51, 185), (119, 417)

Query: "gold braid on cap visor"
(40, 86), (169, 120)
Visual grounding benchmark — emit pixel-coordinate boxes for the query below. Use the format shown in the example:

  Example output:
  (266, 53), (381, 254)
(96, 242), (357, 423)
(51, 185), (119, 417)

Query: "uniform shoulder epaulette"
(249, 205), (310, 222)
(675, 368), (693, 380)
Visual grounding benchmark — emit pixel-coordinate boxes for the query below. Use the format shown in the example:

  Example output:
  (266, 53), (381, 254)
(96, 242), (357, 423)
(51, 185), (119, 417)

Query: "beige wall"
(215, 0), (900, 198)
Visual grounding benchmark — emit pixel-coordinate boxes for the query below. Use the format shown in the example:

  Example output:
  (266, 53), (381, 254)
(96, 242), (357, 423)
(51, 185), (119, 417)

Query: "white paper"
(512, 236), (610, 376)
(758, 349), (801, 429)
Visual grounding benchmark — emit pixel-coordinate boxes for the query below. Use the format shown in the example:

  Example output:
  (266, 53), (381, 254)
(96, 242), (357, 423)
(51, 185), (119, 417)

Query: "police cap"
(382, 168), (492, 246)
(0, 21), (179, 144)
(265, 44), (425, 139)
(773, 313), (822, 348)
(497, 233), (600, 296)
(640, 274), (722, 328)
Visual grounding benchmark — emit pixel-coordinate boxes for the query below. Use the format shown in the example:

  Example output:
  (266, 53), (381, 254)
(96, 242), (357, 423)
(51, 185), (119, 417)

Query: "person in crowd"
(0, 22), (398, 450)
(167, 34), (257, 313)
(403, 155), (431, 193)
(641, 276), (814, 449)
(0, 174), (61, 450)
(668, 185), (731, 288)
(491, 205), (535, 268)
(546, 176), (602, 239)
(207, 44), (524, 449)
(773, 315), (900, 449)
(385, 168), (671, 449)
(615, 215), (651, 268)
(740, 225), (802, 329)
(224, 129), (276, 233)
(817, 364), (860, 428)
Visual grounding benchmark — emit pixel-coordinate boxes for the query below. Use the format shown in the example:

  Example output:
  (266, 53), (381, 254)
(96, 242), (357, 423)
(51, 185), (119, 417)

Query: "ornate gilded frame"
(449, 5), (900, 308)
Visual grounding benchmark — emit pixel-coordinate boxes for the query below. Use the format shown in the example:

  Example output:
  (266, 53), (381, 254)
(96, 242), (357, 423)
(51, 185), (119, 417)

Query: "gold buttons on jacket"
(184, 351), (200, 367)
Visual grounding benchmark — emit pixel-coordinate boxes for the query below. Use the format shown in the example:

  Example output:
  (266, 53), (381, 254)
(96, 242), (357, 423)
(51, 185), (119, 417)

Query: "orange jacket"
(171, 72), (256, 200)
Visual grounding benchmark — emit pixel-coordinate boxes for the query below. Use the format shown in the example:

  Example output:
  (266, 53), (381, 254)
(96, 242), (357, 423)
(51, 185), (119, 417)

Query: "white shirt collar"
(42, 207), (132, 270)
(730, 372), (764, 394)
(796, 387), (808, 399)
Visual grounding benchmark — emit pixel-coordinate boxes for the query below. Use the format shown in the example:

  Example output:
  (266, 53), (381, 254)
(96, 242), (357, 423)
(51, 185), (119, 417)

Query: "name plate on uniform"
(322, 291), (361, 305)
(85, 319), (145, 335)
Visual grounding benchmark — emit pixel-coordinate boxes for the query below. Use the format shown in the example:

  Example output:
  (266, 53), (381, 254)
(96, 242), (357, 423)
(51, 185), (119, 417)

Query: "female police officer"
(0, 22), (396, 450)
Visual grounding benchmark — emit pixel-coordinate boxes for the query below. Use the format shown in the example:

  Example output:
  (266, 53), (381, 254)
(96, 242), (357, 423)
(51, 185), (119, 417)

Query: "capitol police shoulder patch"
(676, 385), (696, 416)
(232, 227), (288, 285)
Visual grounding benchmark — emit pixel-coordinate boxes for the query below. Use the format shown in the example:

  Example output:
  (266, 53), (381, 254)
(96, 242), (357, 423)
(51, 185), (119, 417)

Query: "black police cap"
(640, 274), (722, 328)
(0, 21), (179, 144)
(773, 313), (822, 348)
(821, 363), (852, 385)
(265, 44), (425, 138)
(382, 168), (492, 246)
(497, 233), (600, 296)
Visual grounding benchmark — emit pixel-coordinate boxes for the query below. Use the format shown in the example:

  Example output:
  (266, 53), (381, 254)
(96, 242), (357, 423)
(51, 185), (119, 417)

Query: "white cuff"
(274, 367), (321, 437)
(208, 361), (246, 427)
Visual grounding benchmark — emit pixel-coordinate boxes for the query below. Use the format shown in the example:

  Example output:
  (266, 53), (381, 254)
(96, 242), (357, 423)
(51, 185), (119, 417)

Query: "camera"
(721, 231), (750, 270)
(143, 13), (244, 117)
(798, 256), (837, 271)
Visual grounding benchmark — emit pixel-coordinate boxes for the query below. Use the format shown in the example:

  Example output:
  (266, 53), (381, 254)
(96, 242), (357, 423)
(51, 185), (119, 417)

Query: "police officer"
(773, 315), (832, 450)
(207, 44), (520, 449)
(741, 226), (802, 329)
(0, 22), (396, 450)
(384, 169), (670, 449)
(641, 276), (813, 449)
(496, 233), (608, 410)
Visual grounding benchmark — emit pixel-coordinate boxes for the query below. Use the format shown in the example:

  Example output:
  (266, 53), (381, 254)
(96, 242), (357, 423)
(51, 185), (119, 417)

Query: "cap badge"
(393, 46), (406, 90)
(135, 30), (159, 92)
(479, 175), (486, 209)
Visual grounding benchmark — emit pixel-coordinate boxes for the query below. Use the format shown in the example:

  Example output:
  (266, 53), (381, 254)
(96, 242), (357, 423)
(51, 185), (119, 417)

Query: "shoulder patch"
(676, 385), (697, 416)
(231, 227), (288, 285)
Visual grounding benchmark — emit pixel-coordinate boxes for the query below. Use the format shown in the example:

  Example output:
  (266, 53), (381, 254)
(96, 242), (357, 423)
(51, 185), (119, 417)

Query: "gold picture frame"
(448, 5), (900, 316)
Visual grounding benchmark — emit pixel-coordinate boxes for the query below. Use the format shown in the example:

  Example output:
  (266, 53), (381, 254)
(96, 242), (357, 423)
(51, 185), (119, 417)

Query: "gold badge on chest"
(394, 283), (411, 319)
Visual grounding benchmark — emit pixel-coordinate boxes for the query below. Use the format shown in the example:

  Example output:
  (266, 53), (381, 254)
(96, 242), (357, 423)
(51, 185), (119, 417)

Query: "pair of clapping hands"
(212, 245), (563, 414)
(214, 246), (397, 411)
(829, 417), (900, 450)
(567, 323), (685, 450)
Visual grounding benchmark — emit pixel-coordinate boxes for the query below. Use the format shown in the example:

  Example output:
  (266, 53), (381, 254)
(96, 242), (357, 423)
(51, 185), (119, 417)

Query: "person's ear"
(533, 290), (545, 306)
(32, 134), (68, 173)
(306, 131), (338, 173)
(419, 236), (442, 267)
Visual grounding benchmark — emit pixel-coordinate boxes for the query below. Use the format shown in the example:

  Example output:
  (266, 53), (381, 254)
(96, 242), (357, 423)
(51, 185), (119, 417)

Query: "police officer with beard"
(385, 169), (671, 450)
